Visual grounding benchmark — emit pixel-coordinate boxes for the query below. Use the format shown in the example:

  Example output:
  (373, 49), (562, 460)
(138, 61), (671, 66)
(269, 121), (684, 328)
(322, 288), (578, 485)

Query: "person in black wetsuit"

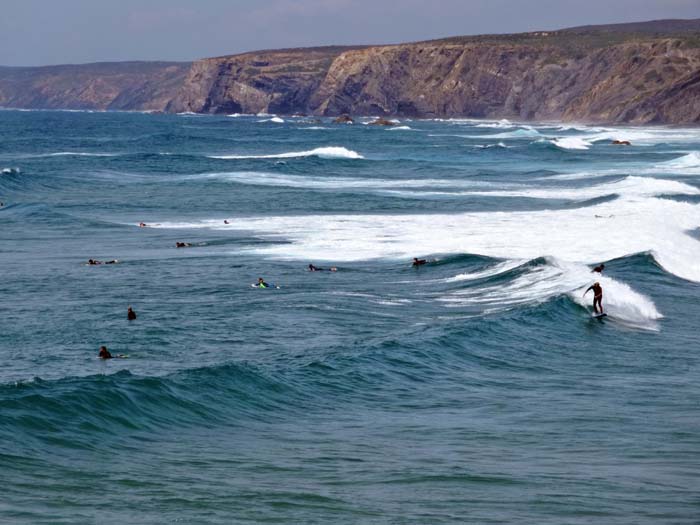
(309, 264), (337, 272)
(98, 346), (113, 359)
(584, 282), (604, 314)
(127, 306), (137, 321)
(592, 264), (605, 273)
(412, 257), (427, 267)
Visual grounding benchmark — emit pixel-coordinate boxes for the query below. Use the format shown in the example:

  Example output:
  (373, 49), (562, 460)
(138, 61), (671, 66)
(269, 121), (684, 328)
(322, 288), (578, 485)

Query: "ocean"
(1, 110), (699, 524)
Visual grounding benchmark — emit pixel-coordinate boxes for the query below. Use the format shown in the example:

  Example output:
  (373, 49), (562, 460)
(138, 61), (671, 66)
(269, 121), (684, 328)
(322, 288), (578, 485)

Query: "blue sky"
(2, 0), (699, 66)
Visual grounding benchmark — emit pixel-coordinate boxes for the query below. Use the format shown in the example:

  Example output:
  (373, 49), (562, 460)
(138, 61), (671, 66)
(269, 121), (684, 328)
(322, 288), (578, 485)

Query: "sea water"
(1, 110), (699, 523)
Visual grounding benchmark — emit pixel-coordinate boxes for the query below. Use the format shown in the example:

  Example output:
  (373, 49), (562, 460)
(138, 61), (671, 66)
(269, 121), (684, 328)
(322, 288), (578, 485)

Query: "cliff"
(2, 19), (700, 124)
(0, 61), (190, 111)
(165, 46), (361, 115)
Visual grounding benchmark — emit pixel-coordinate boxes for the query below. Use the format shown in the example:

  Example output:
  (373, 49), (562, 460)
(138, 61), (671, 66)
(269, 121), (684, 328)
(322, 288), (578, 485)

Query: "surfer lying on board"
(592, 264), (605, 273)
(99, 346), (113, 359)
(309, 264), (337, 272)
(412, 258), (427, 267)
(88, 259), (118, 265)
(584, 282), (604, 314)
(257, 277), (271, 288)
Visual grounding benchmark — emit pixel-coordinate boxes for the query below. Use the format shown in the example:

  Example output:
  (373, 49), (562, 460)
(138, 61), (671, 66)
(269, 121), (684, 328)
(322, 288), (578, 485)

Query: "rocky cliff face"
(0, 62), (190, 111)
(304, 39), (700, 124)
(165, 47), (354, 114)
(2, 19), (700, 124)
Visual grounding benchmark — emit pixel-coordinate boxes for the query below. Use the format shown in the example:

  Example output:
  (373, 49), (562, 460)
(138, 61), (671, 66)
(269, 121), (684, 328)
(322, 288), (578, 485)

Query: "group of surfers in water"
(98, 232), (607, 357)
(98, 307), (137, 359)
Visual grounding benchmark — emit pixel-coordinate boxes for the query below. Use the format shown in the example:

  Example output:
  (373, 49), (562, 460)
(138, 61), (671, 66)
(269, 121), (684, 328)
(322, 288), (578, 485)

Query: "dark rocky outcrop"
(368, 118), (396, 126)
(332, 114), (354, 124)
(1, 19), (700, 124)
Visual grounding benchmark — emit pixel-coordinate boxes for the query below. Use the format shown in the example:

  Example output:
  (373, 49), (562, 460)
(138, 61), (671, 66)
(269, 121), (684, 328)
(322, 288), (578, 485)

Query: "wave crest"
(209, 146), (363, 160)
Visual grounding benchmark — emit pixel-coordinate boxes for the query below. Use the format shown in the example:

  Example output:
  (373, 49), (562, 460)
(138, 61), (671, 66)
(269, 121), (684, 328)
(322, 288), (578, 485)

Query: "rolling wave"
(0, 362), (304, 442)
(438, 256), (661, 329)
(209, 146), (363, 160)
(658, 151), (700, 172)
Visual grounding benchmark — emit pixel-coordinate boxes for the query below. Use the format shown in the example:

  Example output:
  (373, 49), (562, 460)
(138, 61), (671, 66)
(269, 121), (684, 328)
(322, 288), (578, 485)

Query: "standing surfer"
(584, 282), (604, 315)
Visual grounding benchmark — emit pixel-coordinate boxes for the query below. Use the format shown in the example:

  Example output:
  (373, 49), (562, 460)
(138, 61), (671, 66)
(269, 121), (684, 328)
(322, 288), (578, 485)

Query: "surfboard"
(592, 313), (608, 319)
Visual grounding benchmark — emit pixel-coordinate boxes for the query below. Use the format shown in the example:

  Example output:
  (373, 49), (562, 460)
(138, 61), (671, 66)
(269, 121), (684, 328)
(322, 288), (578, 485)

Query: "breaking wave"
(208, 146), (363, 160)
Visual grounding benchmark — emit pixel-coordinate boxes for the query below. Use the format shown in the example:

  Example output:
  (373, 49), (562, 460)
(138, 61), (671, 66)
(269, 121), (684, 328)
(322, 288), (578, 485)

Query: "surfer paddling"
(412, 257), (427, 267)
(592, 264), (605, 273)
(308, 264), (337, 272)
(584, 282), (604, 315)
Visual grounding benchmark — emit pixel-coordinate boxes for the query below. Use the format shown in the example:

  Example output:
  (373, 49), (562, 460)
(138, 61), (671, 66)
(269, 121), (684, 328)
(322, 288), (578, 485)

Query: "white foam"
(4, 151), (119, 159)
(208, 146), (364, 160)
(443, 260), (526, 282)
(440, 258), (662, 329)
(389, 126), (412, 131)
(258, 117), (285, 123)
(48, 152), (117, 157)
(154, 196), (700, 283)
(550, 137), (592, 150)
(658, 152), (700, 172)
(478, 127), (542, 139)
(583, 128), (700, 146)
(380, 176), (699, 201)
(474, 142), (509, 149)
(185, 170), (495, 190)
(474, 119), (514, 129)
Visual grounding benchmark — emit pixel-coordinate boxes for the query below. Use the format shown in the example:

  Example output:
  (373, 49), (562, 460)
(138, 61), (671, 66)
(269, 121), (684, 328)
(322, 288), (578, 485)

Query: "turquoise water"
(1, 110), (699, 523)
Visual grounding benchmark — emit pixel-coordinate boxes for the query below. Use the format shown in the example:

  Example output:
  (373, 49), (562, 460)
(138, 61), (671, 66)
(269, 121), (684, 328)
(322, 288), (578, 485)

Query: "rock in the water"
(333, 114), (354, 124)
(368, 118), (395, 126)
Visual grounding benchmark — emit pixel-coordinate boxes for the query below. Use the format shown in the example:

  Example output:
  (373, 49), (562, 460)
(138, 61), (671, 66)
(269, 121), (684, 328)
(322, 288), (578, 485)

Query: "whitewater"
(1, 110), (699, 524)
